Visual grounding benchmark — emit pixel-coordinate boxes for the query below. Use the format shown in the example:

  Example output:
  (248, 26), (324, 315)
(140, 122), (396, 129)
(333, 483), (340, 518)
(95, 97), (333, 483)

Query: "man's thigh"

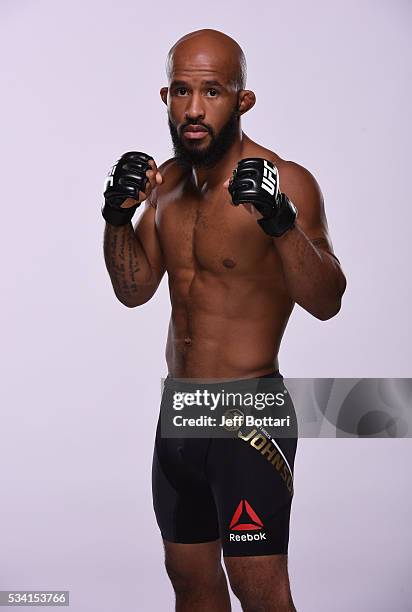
(208, 435), (297, 558)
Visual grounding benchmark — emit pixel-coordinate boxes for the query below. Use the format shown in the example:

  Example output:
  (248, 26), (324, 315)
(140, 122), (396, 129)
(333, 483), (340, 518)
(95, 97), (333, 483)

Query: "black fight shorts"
(151, 371), (298, 557)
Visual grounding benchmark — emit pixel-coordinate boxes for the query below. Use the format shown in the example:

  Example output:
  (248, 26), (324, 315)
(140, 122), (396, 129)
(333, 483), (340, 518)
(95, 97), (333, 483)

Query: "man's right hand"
(102, 151), (163, 226)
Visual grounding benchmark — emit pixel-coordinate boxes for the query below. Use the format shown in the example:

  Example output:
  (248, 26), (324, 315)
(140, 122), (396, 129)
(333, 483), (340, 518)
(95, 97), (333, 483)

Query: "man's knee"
(230, 579), (293, 611)
(165, 559), (193, 593)
(165, 558), (224, 595)
(163, 540), (223, 595)
(225, 555), (295, 611)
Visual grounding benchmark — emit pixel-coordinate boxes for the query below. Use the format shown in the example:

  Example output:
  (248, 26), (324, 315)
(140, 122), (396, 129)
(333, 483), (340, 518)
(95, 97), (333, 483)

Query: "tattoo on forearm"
(104, 224), (142, 301)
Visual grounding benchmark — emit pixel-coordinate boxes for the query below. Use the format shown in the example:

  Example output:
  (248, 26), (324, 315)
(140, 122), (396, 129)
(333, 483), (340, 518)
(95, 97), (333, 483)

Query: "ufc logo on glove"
(261, 160), (279, 196)
(228, 157), (297, 237)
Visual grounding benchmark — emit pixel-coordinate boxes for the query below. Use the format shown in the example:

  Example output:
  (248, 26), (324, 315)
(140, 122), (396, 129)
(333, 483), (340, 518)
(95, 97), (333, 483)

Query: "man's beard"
(168, 109), (239, 169)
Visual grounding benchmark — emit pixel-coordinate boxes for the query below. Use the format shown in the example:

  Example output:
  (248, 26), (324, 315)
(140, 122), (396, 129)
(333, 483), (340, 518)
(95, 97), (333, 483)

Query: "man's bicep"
(281, 161), (338, 260)
(134, 199), (166, 287)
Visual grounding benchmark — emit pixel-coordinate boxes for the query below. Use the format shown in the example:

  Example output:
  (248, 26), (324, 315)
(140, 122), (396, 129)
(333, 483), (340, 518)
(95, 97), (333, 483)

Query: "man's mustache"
(179, 122), (213, 136)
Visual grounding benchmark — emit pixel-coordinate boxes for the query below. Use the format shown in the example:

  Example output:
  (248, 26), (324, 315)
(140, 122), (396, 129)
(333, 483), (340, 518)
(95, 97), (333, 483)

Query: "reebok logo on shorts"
(230, 499), (264, 531)
(229, 500), (267, 542)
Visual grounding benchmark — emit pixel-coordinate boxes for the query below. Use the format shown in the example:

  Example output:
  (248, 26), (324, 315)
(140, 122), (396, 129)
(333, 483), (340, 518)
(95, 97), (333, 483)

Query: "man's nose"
(184, 92), (205, 122)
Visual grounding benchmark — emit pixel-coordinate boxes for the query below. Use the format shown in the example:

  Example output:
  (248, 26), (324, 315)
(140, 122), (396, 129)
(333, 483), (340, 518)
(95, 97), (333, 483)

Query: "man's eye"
(176, 88), (188, 95)
(207, 89), (218, 97)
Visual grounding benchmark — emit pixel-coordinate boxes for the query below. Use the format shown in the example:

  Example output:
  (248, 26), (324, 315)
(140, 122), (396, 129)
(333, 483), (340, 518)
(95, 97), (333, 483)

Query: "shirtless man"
(102, 28), (346, 612)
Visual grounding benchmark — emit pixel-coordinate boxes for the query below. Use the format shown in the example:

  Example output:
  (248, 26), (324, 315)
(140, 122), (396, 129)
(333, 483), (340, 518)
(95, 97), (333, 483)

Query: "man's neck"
(190, 131), (249, 194)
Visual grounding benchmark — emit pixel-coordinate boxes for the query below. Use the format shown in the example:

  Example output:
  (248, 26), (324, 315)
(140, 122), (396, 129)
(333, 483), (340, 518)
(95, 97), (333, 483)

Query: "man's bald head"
(166, 29), (247, 90)
(162, 29), (255, 168)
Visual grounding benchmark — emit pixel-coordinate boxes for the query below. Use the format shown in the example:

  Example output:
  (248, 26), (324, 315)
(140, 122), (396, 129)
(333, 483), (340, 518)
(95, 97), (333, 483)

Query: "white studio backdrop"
(0, 1), (411, 610)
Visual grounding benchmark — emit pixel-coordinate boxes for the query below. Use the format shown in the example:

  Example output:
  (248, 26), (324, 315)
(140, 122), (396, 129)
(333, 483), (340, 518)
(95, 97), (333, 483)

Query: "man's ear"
(237, 90), (256, 116)
(160, 87), (168, 105)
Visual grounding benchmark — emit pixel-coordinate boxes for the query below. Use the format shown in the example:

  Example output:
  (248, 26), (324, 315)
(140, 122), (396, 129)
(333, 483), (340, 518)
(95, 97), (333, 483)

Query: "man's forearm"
(274, 224), (347, 320)
(103, 222), (154, 307)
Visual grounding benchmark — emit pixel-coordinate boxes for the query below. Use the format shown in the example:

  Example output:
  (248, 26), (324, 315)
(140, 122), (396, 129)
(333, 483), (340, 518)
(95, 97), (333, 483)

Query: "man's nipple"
(184, 337), (192, 345)
(222, 258), (236, 269)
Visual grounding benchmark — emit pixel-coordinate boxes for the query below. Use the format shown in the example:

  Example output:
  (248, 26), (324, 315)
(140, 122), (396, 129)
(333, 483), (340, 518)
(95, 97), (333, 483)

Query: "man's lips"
(182, 124), (209, 140)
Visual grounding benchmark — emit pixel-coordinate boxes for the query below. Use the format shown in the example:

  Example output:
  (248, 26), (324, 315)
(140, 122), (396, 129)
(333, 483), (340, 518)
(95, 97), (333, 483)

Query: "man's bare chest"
(155, 190), (278, 276)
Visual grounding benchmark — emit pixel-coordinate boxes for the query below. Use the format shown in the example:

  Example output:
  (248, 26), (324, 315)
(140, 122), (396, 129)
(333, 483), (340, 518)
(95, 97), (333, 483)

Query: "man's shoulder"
(244, 141), (283, 165)
(157, 156), (187, 180)
(243, 139), (324, 216)
(245, 140), (317, 188)
(250, 143), (322, 204)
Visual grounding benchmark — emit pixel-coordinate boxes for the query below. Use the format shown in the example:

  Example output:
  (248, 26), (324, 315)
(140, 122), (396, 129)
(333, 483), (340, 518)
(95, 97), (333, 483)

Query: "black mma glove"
(102, 151), (153, 226)
(228, 158), (297, 237)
